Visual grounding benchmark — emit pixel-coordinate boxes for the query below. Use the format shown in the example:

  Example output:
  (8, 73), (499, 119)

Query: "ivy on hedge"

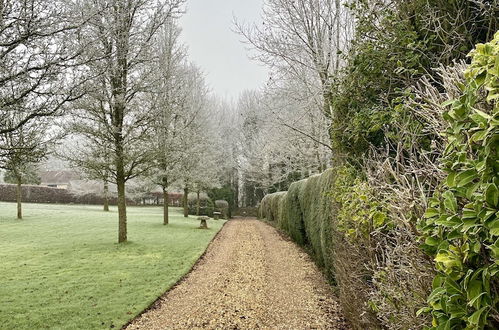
(330, 165), (390, 241)
(419, 32), (499, 329)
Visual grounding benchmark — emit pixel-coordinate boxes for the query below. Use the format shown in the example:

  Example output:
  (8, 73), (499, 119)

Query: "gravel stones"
(126, 219), (349, 329)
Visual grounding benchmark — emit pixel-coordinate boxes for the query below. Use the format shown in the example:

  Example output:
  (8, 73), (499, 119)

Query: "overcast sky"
(179, 0), (269, 101)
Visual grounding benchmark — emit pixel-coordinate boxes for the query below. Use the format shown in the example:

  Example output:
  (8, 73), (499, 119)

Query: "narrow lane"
(126, 219), (349, 329)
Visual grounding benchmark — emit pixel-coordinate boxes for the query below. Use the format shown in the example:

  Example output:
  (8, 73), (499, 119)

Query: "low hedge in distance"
(0, 183), (136, 206)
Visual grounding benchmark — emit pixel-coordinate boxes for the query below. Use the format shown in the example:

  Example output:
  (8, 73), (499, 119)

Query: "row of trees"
(0, 0), (225, 243)
(225, 0), (354, 203)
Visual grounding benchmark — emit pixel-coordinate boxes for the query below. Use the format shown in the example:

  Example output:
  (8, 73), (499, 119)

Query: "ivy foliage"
(331, 166), (390, 241)
(419, 32), (499, 329)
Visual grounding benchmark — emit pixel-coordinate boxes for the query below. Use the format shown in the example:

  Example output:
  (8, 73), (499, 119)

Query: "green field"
(0, 202), (225, 329)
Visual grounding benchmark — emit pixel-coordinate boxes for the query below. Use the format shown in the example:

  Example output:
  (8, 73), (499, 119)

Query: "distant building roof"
(39, 170), (80, 185)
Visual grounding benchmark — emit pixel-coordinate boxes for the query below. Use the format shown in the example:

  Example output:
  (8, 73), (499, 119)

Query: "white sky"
(179, 0), (269, 101)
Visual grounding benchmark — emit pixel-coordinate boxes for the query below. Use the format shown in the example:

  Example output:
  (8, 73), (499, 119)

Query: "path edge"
(258, 218), (350, 327)
(121, 219), (230, 329)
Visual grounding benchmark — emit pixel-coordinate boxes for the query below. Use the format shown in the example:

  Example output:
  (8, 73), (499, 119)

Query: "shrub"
(259, 170), (337, 281)
(187, 192), (214, 217)
(259, 191), (286, 222)
(214, 200), (229, 218)
(285, 179), (306, 244)
(259, 166), (433, 329)
(419, 32), (499, 329)
(328, 166), (386, 328)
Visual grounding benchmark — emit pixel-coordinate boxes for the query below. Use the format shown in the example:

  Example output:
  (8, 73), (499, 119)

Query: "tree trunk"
(112, 1), (129, 244)
(103, 180), (109, 212)
(334, 0), (341, 73)
(163, 186), (169, 225)
(115, 131), (127, 243)
(116, 176), (127, 243)
(183, 187), (188, 217)
(16, 176), (22, 220)
(196, 190), (200, 216)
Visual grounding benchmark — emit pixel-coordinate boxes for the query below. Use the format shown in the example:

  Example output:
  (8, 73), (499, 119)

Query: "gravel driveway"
(125, 219), (349, 329)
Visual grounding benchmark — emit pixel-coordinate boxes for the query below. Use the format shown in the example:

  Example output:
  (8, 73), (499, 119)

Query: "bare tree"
(0, 118), (51, 219)
(149, 19), (188, 225)
(236, 0), (353, 127)
(235, 89), (330, 203)
(189, 101), (223, 215)
(0, 0), (88, 136)
(150, 56), (210, 221)
(71, 0), (185, 243)
(173, 65), (210, 218)
(62, 134), (114, 212)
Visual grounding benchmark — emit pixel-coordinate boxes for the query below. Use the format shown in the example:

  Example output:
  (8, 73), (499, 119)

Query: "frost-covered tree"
(70, 0), (184, 243)
(189, 104), (222, 215)
(208, 98), (242, 210)
(149, 54), (210, 220)
(235, 89), (330, 206)
(0, 119), (51, 219)
(62, 135), (114, 212)
(148, 19), (189, 224)
(236, 0), (353, 145)
(173, 68), (211, 218)
(0, 0), (87, 136)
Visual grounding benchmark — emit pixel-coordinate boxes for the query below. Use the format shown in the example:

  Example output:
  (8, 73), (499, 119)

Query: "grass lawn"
(0, 202), (225, 329)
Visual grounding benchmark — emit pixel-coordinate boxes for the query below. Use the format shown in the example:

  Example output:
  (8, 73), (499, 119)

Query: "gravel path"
(126, 219), (349, 329)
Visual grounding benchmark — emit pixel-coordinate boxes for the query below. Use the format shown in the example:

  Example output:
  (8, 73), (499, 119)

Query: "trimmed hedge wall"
(259, 169), (336, 280)
(0, 184), (136, 206)
(259, 168), (436, 329)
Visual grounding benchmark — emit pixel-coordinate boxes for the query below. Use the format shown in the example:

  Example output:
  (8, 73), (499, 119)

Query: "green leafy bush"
(214, 200), (229, 219)
(258, 191), (286, 223)
(187, 193), (214, 217)
(285, 179), (307, 244)
(259, 168), (388, 328)
(329, 165), (390, 328)
(260, 167), (430, 329)
(330, 166), (390, 240)
(419, 32), (499, 329)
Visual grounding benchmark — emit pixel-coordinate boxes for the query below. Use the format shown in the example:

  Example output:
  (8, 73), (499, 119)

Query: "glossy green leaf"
(455, 169), (478, 187)
(425, 237), (441, 246)
(468, 306), (488, 325)
(443, 191), (458, 213)
(485, 183), (498, 207)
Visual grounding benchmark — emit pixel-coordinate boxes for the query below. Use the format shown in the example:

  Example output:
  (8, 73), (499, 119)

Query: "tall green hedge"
(259, 169), (337, 281)
(259, 168), (425, 329)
